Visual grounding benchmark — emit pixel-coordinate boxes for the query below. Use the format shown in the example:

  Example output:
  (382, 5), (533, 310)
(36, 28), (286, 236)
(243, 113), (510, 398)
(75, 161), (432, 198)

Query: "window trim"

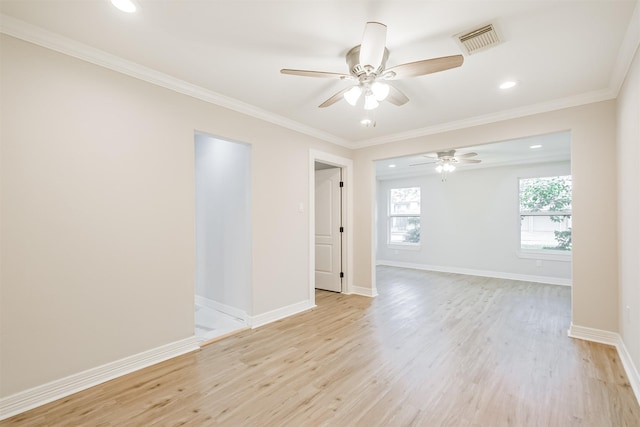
(520, 210), (572, 216)
(516, 249), (572, 262)
(388, 243), (422, 251)
(518, 175), (572, 254)
(387, 186), (421, 247)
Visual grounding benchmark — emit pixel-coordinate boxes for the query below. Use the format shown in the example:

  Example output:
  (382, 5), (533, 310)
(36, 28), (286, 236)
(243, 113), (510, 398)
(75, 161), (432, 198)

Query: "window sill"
(388, 244), (421, 251)
(517, 249), (572, 262)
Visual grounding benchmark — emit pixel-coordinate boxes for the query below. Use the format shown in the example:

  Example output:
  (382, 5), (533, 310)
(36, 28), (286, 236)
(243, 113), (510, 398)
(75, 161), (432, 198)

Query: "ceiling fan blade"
(359, 22), (387, 70)
(458, 159), (482, 164)
(280, 69), (353, 79)
(318, 87), (351, 108)
(385, 55), (464, 79)
(457, 152), (478, 158)
(386, 84), (409, 106)
(410, 161), (437, 166)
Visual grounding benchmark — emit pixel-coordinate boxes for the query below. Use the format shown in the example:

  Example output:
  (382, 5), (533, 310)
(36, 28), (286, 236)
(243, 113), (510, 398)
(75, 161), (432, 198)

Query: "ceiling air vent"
(455, 23), (501, 55)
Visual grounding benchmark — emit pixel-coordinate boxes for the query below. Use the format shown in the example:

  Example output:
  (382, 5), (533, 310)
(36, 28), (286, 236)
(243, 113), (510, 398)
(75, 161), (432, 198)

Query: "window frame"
(387, 186), (421, 248)
(517, 175), (572, 261)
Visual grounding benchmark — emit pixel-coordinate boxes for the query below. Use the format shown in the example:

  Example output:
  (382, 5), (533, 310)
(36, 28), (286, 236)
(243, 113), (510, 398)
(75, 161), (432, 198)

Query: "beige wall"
(0, 28), (631, 401)
(0, 35), (351, 397)
(617, 44), (640, 374)
(353, 101), (619, 332)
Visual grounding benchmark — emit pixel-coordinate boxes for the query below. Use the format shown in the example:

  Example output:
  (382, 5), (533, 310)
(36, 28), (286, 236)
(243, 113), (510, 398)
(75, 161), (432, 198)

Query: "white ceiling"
(0, 1), (638, 148)
(375, 131), (571, 180)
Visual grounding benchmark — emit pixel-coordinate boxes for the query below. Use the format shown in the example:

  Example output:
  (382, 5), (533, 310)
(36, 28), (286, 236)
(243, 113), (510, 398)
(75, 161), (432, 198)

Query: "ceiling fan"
(410, 150), (482, 170)
(280, 22), (464, 109)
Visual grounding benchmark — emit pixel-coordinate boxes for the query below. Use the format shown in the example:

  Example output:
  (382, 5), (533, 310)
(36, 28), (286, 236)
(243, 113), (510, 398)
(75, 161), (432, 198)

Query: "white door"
(315, 167), (342, 292)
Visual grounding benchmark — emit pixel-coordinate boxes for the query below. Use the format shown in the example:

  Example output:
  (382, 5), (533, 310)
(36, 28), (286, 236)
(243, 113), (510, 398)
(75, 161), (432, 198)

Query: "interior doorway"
(308, 150), (353, 305)
(314, 164), (343, 292)
(372, 131), (572, 289)
(194, 132), (252, 343)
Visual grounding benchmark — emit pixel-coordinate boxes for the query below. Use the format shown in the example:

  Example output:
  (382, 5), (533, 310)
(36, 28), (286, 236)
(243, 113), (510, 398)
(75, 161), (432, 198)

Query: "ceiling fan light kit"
(371, 82), (390, 100)
(280, 21), (465, 117)
(409, 149), (482, 181)
(344, 86), (362, 106)
(341, 81), (389, 109)
(436, 163), (455, 173)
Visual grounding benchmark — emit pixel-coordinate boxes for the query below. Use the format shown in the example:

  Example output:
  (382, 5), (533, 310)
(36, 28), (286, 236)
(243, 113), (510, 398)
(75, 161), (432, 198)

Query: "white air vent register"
(455, 23), (502, 55)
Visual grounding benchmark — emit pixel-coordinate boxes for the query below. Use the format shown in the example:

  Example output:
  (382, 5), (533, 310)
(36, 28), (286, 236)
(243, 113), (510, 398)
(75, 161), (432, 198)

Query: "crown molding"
(610, 0), (640, 95)
(376, 157), (571, 181)
(2, 8), (637, 152)
(353, 1), (640, 150)
(0, 14), (351, 149)
(351, 87), (616, 149)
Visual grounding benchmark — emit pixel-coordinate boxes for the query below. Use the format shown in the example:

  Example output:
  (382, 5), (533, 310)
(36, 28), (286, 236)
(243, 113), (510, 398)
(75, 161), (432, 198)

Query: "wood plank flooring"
(3, 266), (639, 426)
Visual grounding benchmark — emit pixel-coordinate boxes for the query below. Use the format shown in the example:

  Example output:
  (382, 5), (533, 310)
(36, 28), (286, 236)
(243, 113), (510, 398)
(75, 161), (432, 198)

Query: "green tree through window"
(519, 175), (572, 251)
(389, 187), (421, 244)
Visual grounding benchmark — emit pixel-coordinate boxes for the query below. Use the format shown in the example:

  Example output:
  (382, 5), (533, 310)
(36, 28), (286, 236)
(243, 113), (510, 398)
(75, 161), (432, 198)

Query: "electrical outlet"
(625, 305), (631, 324)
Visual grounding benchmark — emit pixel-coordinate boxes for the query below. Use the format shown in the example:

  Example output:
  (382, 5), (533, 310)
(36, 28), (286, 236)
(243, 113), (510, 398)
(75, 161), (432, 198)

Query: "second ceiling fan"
(410, 150), (482, 168)
(281, 22), (464, 109)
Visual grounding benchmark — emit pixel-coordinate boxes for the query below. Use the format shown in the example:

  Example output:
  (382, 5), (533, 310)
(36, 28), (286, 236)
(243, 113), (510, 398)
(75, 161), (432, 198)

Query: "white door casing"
(315, 168), (342, 292)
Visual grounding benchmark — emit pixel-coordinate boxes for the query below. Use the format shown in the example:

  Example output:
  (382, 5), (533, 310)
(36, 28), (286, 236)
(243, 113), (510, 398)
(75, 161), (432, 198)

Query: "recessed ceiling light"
(530, 144), (542, 149)
(499, 81), (517, 90)
(388, 164), (396, 168)
(111, 0), (137, 13)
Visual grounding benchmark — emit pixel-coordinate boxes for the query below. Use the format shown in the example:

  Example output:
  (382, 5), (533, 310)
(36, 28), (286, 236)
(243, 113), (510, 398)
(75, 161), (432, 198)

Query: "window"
(388, 187), (420, 245)
(519, 175), (572, 252)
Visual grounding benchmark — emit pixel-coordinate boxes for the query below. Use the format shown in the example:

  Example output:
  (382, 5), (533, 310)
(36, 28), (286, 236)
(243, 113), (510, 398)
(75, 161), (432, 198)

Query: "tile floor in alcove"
(194, 303), (246, 343)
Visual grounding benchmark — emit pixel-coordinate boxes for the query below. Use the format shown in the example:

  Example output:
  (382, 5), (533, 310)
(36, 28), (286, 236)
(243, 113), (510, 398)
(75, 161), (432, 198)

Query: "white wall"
(377, 161), (572, 282)
(194, 134), (251, 313)
(0, 34), (352, 398)
(616, 41), (640, 381)
(354, 101), (618, 333)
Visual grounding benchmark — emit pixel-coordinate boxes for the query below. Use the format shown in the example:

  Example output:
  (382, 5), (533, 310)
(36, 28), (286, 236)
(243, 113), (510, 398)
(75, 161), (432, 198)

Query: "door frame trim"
(309, 150), (353, 305)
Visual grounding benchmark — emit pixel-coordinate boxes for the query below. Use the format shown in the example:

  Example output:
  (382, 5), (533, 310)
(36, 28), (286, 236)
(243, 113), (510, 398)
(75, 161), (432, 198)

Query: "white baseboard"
(568, 323), (640, 405)
(377, 259), (572, 286)
(195, 295), (247, 323)
(617, 337), (640, 404)
(249, 300), (315, 329)
(568, 323), (619, 346)
(349, 285), (378, 297)
(0, 336), (199, 421)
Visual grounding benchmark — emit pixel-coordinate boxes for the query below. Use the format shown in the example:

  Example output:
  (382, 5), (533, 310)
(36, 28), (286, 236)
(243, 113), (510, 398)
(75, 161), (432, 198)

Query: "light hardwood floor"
(3, 266), (639, 426)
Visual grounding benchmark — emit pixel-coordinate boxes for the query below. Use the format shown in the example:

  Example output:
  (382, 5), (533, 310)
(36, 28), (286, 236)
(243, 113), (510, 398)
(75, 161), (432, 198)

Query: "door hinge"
(339, 181), (344, 188)
(339, 226), (344, 233)
(340, 272), (344, 278)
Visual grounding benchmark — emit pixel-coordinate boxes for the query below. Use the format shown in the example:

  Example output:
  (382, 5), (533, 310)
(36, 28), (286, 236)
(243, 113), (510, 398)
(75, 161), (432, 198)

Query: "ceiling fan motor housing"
(346, 45), (389, 77)
(438, 150), (457, 160)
